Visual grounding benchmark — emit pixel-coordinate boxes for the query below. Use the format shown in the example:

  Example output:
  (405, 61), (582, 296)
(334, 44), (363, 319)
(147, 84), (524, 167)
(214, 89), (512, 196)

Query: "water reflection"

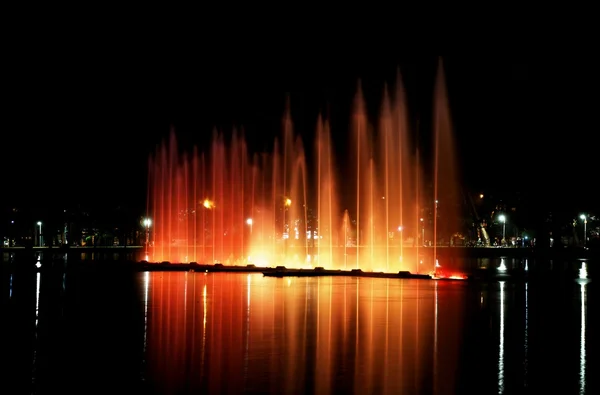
(524, 282), (528, 389)
(1, 259), (596, 394)
(243, 274), (251, 386)
(143, 271), (149, 355)
(434, 280), (439, 394)
(580, 281), (587, 395)
(143, 272), (466, 394)
(498, 281), (505, 394)
(35, 272), (41, 326)
(32, 271), (41, 380)
(579, 262), (588, 280)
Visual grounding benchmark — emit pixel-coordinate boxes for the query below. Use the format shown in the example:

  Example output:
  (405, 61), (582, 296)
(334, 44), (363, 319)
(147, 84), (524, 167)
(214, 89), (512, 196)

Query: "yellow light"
(203, 199), (214, 209)
(284, 198), (292, 207)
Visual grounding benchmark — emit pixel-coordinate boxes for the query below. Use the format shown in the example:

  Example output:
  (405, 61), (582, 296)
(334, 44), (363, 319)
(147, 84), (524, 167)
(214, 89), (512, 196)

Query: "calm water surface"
(1, 259), (597, 394)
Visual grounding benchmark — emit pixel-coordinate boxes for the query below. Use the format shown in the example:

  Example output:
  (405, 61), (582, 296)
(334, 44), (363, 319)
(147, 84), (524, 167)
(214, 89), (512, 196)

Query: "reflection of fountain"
(143, 271), (149, 355)
(433, 280), (439, 393)
(144, 272), (465, 393)
(147, 61), (461, 274)
(498, 281), (505, 394)
(200, 282), (207, 376)
(243, 274), (251, 382)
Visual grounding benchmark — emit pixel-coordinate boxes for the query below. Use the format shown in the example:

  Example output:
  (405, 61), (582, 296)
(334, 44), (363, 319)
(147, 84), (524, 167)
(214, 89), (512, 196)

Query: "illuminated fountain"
(146, 60), (462, 275)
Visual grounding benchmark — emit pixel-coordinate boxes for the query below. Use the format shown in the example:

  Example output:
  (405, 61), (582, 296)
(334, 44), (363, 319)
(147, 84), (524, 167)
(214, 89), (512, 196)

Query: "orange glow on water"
(143, 272), (467, 394)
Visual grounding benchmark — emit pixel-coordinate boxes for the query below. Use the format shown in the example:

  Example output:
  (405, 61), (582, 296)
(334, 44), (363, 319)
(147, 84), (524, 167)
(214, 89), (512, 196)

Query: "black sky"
(1, 51), (596, 213)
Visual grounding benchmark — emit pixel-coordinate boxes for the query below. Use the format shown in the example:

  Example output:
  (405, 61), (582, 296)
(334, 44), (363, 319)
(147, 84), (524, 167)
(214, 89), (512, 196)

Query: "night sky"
(2, 52), (596, 214)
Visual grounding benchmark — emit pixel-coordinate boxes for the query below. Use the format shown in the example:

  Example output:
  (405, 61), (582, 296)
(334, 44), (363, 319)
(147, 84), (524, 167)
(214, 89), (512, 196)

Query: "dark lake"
(1, 258), (597, 394)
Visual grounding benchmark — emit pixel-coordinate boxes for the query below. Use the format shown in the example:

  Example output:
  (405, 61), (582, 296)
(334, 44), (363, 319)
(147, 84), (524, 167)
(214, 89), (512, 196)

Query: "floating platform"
(135, 261), (268, 273)
(13, 260), (589, 283)
(134, 261), (443, 280)
(262, 267), (435, 280)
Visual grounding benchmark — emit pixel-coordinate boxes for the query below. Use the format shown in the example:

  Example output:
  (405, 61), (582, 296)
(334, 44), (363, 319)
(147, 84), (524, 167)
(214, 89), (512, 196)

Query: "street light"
(246, 218), (253, 234)
(420, 218), (424, 246)
(37, 221), (42, 247)
(580, 214), (587, 247)
(203, 199), (215, 209)
(498, 215), (506, 245)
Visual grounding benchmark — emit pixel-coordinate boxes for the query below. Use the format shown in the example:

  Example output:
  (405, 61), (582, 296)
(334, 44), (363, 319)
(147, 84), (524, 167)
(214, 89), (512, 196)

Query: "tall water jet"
(351, 82), (371, 270)
(315, 115), (340, 269)
(380, 87), (392, 272)
(432, 58), (461, 275)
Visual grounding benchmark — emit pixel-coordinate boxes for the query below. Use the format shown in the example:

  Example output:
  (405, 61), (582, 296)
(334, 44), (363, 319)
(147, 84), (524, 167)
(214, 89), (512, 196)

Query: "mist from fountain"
(146, 61), (461, 275)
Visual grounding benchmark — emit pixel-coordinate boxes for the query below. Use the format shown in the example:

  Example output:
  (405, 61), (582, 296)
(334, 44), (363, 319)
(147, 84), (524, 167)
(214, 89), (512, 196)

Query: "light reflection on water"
(142, 272), (465, 394)
(0, 258), (596, 394)
(498, 281), (505, 394)
(524, 282), (528, 389)
(580, 281), (587, 395)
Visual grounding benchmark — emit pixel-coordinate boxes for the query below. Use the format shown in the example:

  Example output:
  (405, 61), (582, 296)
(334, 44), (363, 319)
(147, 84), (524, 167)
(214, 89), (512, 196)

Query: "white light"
(498, 258), (507, 272)
(498, 215), (506, 223)
(246, 218), (253, 225)
(579, 263), (588, 280)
